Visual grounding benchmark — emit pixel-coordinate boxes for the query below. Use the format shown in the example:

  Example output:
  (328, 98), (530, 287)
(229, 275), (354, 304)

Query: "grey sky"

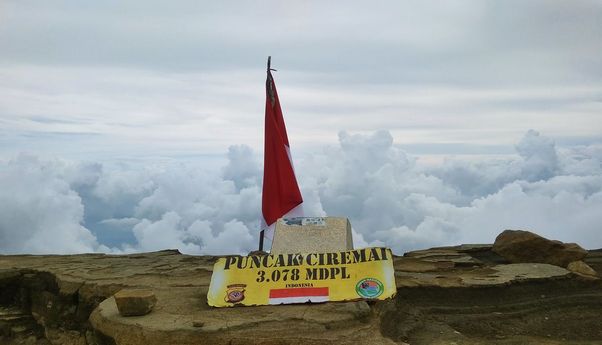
(1, 0), (601, 161)
(2, 1), (601, 77)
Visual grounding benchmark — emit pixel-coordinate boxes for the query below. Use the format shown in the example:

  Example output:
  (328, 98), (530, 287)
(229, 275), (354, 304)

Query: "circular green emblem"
(355, 278), (384, 298)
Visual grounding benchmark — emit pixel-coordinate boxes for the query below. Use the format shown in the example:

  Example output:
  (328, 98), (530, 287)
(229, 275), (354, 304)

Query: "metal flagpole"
(259, 56), (272, 252)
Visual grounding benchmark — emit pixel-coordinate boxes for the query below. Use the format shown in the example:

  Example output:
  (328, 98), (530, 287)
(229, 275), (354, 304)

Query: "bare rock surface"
(0, 243), (601, 345)
(567, 260), (598, 277)
(492, 230), (587, 267)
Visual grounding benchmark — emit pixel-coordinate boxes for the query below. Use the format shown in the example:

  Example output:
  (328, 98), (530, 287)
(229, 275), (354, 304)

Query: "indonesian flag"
(268, 287), (329, 305)
(261, 59), (304, 243)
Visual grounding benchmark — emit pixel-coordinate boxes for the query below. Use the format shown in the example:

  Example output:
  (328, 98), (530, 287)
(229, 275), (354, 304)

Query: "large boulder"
(492, 230), (587, 267)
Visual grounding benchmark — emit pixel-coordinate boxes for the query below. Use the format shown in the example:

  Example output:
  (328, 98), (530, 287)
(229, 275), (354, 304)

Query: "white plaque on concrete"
(270, 217), (354, 254)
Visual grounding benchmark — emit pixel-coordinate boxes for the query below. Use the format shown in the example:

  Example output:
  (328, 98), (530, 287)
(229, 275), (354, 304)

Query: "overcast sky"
(1, 1), (601, 255)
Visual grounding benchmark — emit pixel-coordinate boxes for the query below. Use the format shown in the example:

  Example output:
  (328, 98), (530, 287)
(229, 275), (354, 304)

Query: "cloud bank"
(1, 130), (601, 255)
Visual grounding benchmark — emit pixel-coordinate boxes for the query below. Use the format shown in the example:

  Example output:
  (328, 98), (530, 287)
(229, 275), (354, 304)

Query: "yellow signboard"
(207, 247), (396, 307)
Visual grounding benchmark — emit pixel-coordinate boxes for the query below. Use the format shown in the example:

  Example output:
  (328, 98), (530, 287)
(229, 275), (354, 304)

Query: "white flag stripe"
(268, 296), (329, 305)
(262, 203), (305, 241)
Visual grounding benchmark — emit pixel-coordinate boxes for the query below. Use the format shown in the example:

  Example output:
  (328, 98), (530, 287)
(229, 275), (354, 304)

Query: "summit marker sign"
(207, 247), (396, 307)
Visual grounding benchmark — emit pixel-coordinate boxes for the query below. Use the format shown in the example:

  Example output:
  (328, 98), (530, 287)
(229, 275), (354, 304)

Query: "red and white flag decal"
(268, 287), (329, 305)
(261, 58), (303, 241)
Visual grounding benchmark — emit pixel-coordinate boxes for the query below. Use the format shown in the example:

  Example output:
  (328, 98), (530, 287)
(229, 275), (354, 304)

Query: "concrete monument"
(270, 217), (353, 254)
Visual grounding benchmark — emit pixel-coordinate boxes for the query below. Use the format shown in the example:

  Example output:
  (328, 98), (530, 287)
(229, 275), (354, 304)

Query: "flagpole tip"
(267, 56), (277, 72)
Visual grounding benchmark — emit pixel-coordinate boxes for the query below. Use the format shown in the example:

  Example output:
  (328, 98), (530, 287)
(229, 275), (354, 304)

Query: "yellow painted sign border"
(207, 247), (396, 307)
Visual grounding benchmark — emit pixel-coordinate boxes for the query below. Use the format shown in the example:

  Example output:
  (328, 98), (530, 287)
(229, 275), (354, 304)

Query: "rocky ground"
(1, 232), (601, 345)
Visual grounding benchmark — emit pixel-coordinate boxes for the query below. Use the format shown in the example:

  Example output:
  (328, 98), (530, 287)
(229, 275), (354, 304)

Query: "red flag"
(261, 58), (303, 241)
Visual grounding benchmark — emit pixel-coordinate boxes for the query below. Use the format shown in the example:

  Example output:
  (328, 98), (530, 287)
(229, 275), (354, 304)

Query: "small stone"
(567, 260), (598, 277)
(192, 320), (204, 328)
(10, 325), (28, 334)
(114, 289), (157, 316)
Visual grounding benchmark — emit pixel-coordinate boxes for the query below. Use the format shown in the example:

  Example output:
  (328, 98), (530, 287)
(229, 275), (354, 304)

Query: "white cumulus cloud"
(0, 154), (103, 254)
(0, 129), (601, 255)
